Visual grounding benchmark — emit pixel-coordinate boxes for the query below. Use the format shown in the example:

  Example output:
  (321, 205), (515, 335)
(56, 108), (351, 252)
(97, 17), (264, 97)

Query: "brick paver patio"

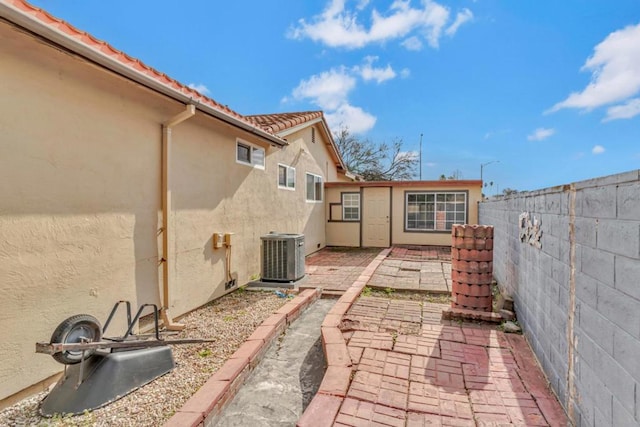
(300, 246), (568, 427)
(367, 259), (451, 293)
(306, 246), (452, 295)
(339, 297), (566, 426)
(303, 248), (381, 294)
(388, 246), (452, 262)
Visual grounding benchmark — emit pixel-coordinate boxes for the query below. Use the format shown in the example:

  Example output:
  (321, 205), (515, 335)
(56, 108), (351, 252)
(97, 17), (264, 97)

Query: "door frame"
(361, 186), (392, 247)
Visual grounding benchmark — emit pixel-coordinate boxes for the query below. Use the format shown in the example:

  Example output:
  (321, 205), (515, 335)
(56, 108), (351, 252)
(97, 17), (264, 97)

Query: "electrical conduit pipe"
(160, 104), (195, 330)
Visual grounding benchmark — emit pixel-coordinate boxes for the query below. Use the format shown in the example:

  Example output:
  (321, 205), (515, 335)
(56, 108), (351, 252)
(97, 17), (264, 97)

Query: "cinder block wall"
(479, 170), (640, 427)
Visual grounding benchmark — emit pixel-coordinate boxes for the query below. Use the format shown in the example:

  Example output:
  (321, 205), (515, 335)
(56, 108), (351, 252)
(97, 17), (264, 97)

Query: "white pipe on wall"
(160, 104), (195, 330)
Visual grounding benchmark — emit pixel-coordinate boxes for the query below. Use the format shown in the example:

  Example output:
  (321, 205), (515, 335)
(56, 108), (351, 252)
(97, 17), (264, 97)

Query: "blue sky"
(32, 0), (640, 192)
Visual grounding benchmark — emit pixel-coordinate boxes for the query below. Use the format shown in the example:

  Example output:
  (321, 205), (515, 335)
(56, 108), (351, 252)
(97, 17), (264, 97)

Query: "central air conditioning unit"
(261, 233), (305, 282)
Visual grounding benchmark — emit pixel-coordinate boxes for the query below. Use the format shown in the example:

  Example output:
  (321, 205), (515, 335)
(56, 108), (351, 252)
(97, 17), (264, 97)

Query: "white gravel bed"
(0, 289), (289, 427)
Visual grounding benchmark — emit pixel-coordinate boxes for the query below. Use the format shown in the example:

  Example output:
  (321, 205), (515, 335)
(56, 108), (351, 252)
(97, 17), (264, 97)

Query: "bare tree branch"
(335, 127), (418, 181)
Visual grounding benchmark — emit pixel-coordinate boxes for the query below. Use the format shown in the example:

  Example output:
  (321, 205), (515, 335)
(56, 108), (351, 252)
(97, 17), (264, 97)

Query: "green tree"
(335, 127), (418, 181)
(439, 170), (462, 180)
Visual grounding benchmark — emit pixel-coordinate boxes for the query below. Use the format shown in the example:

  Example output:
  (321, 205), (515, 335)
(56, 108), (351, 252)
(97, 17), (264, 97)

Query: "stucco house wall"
(391, 182), (482, 246)
(0, 17), (341, 403)
(325, 186), (361, 246)
(325, 181), (482, 247)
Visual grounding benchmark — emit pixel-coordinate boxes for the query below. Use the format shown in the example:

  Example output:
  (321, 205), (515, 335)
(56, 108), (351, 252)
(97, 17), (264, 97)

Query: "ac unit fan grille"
(261, 234), (305, 282)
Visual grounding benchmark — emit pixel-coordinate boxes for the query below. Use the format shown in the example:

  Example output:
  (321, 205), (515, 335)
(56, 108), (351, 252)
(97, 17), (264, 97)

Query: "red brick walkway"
(299, 247), (569, 427)
(337, 298), (567, 426)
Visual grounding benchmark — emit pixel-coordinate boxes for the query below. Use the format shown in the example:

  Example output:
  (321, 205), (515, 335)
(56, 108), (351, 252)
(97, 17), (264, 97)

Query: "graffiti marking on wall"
(519, 212), (542, 249)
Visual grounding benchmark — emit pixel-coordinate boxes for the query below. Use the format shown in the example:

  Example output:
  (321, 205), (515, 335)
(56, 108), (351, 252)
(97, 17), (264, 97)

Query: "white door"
(362, 187), (391, 247)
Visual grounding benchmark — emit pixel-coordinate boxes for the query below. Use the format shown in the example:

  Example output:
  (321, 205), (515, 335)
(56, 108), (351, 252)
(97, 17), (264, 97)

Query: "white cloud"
(400, 68), (411, 78)
(592, 145), (606, 154)
(401, 35), (423, 51)
(356, 0), (370, 10)
(426, 162), (437, 167)
(484, 128), (511, 140)
(548, 23), (640, 119)
(291, 67), (356, 110)
(527, 127), (555, 141)
(604, 97), (640, 121)
(289, 0), (467, 50)
(356, 56), (396, 83)
(418, 1), (450, 48)
(289, 58), (399, 134)
(187, 83), (210, 95)
(445, 8), (473, 36)
(325, 103), (377, 134)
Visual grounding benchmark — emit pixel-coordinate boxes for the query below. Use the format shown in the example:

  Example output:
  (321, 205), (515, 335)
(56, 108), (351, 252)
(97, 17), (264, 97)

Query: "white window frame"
(405, 191), (467, 231)
(236, 139), (265, 169)
(278, 164), (296, 190)
(342, 193), (360, 221)
(306, 172), (323, 202)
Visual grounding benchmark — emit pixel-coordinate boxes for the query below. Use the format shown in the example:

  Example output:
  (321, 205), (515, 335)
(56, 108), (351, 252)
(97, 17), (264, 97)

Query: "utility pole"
(419, 133), (423, 180)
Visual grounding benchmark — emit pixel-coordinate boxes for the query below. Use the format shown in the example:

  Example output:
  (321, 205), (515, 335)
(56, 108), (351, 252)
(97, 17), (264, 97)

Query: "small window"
(236, 139), (265, 168)
(236, 142), (250, 164)
(311, 128), (316, 143)
(342, 193), (360, 221)
(306, 173), (323, 202)
(278, 164), (296, 190)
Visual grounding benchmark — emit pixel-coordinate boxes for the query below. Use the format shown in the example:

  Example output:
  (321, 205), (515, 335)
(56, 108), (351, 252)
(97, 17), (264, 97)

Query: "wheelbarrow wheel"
(50, 314), (102, 365)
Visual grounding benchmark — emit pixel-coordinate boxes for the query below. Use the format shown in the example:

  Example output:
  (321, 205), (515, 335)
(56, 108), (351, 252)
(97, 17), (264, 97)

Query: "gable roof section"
(247, 111), (348, 173)
(0, 0), (287, 147)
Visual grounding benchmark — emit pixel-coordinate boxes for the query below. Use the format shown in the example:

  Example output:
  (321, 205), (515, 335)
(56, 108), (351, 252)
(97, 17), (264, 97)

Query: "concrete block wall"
(479, 170), (640, 427)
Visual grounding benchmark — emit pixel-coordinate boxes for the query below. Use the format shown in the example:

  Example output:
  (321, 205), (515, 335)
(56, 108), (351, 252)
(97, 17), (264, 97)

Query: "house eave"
(0, 2), (288, 148)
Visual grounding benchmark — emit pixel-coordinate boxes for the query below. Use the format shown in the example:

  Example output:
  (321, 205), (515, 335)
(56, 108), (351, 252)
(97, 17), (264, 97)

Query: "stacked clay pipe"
(451, 224), (494, 312)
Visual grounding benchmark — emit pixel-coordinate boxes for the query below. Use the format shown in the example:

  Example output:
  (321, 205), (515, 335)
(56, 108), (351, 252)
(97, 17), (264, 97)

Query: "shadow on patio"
(301, 245), (569, 426)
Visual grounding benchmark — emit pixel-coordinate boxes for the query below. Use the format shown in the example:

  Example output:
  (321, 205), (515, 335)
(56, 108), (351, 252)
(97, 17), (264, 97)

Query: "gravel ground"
(0, 289), (288, 427)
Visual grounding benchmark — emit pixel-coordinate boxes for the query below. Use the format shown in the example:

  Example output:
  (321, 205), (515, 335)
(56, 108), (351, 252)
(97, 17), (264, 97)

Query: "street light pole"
(419, 133), (423, 181)
(480, 160), (499, 199)
(480, 160), (499, 184)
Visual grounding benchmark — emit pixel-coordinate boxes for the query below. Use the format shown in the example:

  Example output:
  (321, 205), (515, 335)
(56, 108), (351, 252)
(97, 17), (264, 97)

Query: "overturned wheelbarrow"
(36, 301), (214, 416)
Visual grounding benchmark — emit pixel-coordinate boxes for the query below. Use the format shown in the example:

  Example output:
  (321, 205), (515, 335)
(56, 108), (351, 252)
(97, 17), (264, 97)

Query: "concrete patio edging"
(298, 248), (391, 427)
(164, 288), (322, 427)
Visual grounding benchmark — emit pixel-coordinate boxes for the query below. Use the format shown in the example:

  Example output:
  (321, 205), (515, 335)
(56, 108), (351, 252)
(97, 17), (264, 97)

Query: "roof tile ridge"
(10, 0), (278, 137)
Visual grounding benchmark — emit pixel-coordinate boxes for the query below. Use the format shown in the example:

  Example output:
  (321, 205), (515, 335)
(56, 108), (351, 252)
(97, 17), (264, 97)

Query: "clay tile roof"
(248, 111), (350, 173)
(2, 0), (285, 144)
(246, 111), (324, 134)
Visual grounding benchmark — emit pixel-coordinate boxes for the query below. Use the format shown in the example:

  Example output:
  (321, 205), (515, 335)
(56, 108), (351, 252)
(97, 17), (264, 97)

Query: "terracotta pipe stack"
(450, 224), (494, 312)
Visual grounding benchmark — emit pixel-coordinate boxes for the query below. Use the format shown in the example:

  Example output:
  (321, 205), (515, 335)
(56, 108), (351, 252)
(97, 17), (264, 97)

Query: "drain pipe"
(160, 104), (195, 331)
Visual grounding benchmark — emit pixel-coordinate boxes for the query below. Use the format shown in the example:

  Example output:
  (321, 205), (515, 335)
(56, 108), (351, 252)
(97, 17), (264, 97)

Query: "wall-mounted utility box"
(213, 233), (224, 249)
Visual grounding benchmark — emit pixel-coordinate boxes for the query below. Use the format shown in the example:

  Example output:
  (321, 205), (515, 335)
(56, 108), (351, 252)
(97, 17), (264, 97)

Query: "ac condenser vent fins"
(260, 233), (305, 282)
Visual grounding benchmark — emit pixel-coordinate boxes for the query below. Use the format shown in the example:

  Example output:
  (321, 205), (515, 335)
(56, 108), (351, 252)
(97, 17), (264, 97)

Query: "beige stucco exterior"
(326, 181), (482, 247)
(0, 20), (344, 403)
